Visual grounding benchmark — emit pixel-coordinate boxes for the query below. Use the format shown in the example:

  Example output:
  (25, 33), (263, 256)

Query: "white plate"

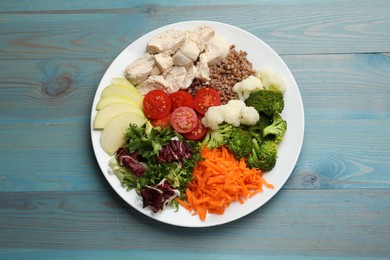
(90, 21), (304, 227)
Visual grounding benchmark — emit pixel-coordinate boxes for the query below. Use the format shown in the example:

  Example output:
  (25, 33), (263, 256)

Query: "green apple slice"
(96, 96), (140, 110)
(101, 85), (143, 108)
(93, 102), (145, 129)
(100, 112), (146, 156)
(111, 78), (137, 90)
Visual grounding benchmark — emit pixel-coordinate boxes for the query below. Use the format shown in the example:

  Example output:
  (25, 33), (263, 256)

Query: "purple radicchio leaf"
(140, 179), (180, 213)
(157, 139), (193, 163)
(116, 148), (145, 177)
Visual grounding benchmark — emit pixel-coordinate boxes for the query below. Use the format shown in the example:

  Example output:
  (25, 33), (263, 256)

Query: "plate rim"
(90, 20), (305, 227)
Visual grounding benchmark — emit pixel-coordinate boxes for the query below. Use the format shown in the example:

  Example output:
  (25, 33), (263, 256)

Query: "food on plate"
(188, 45), (255, 104)
(201, 99), (259, 129)
(142, 89), (172, 120)
(201, 123), (233, 149)
(182, 118), (207, 141)
(125, 25), (230, 95)
(96, 96), (139, 110)
(169, 90), (194, 110)
(101, 84), (143, 108)
(100, 112), (146, 156)
(199, 35), (230, 66)
(172, 40), (200, 66)
(93, 24), (289, 220)
(247, 140), (278, 172)
(146, 29), (187, 54)
(263, 114), (287, 143)
(226, 127), (254, 159)
(256, 68), (287, 93)
(125, 53), (155, 85)
(193, 88), (221, 115)
(93, 102), (145, 129)
(232, 75), (263, 101)
(110, 123), (202, 206)
(93, 78), (146, 154)
(245, 89), (285, 117)
(150, 114), (171, 129)
(175, 146), (274, 221)
(170, 106), (198, 134)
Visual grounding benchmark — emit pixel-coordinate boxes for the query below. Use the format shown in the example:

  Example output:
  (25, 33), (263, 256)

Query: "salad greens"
(110, 123), (202, 211)
(109, 86), (287, 214)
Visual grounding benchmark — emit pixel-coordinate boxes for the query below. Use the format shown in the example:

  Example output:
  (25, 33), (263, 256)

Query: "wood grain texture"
(284, 53), (390, 120)
(1, 0), (390, 258)
(1, 53), (389, 191)
(0, 0), (389, 60)
(0, 190), (389, 258)
(0, 59), (108, 123)
(1, 54), (388, 123)
(1, 118), (389, 192)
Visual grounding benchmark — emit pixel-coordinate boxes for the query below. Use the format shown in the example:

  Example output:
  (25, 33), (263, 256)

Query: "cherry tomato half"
(193, 88), (221, 115)
(170, 91), (194, 110)
(143, 89), (171, 120)
(183, 118), (207, 141)
(150, 114), (171, 129)
(170, 107), (198, 134)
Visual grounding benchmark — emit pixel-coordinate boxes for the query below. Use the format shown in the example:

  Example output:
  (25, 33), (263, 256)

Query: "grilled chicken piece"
(136, 75), (171, 95)
(130, 26), (229, 94)
(186, 25), (215, 53)
(125, 53), (155, 85)
(172, 40), (200, 66)
(146, 30), (186, 54)
(196, 54), (210, 81)
(150, 65), (162, 76)
(154, 52), (173, 74)
(182, 65), (198, 89)
(163, 66), (187, 93)
(203, 35), (229, 66)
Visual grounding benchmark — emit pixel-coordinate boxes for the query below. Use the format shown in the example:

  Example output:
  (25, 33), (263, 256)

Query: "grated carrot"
(175, 146), (274, 221)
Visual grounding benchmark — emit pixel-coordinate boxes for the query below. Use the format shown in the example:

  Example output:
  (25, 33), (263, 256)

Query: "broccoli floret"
(257, 112), (273, 130)
(263, 114), (287, 143)
(245, 89), (284, 116)
(247, 139), (278, 172)
(201, 123), (233, 149)
(227, 127), (253, 159)
(244, 112), (271, 141)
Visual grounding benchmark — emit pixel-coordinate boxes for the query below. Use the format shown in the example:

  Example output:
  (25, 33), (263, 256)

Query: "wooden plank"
(0, 189), (389, 258)
(1, 54), (389, 123)
(288, 119), (390, 189)
(0, 59), (108, 123)
(283, 53), (390, 120)
(0, 0), (336, 11)
(0, 1), (389, 59)
(0, 118), (389, 192)
(0, 54), (389, 191)
(0, 123), (108, 192)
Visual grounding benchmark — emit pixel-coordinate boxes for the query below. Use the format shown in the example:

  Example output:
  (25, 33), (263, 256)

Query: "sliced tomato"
(193, 88), (221, 115)
(150, 114), (171, 129)
(170, 91), (194, 110)
(143, 89), (171, 120)
(183, 118), (207, 141)
(170, 107), (198, 134)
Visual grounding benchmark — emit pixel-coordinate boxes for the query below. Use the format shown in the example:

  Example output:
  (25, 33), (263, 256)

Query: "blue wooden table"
(1, 1), (389, 259)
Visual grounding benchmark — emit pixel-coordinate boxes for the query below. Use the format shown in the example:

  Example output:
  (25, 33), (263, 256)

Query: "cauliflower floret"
(226, 99), (246, 109)
(201, 106), (224, 130)
(256, 69), (287, 93)
(223, 100), (246, 126)
(240, 106), (260, 125)
(223, 108), (241, 126)
(202, 99), (260, 129)
(232, 75), (263, 101)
